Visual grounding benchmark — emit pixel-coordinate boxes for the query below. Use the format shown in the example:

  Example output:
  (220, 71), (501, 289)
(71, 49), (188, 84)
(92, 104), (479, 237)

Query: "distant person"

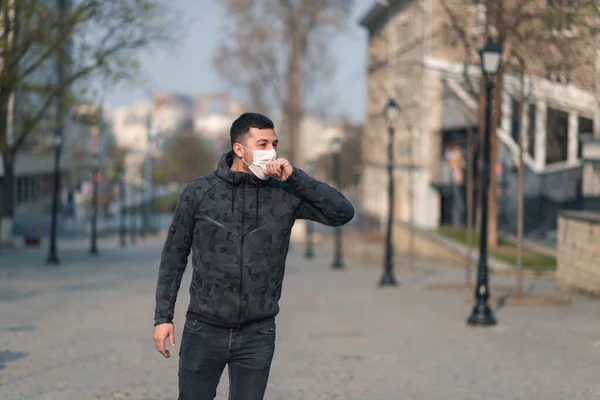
(62, 188), (76, 224)
(445, 142), (466, 226)
(153, 112), (355, 400)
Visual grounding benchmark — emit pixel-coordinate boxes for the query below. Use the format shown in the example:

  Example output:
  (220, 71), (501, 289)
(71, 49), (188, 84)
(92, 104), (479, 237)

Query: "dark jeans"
(178, 317), (276, 400)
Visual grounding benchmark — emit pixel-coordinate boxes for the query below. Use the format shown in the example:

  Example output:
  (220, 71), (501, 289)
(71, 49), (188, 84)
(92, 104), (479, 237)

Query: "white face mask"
(240, 145), (277, 180)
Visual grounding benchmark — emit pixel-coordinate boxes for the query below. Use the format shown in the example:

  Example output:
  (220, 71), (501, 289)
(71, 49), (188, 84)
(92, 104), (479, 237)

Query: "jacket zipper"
(202, 216), (232, 232)
(236, 178), (246, 327)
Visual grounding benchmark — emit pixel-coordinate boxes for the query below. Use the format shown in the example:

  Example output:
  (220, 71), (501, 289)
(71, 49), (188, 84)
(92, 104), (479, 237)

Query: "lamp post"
(46, 130), (63, 265)
(379, 99), (401, 286)
(140, 182), (147, 240)
(467, 38), (502, 326)
(130, 183), (138, 245)
(143, 113), (153, 237)
(89, 153), (100, 256)
(119, 170), (127, 248)
(331, 137), (344, 269)
(151, 185), (158, 236)
(304, 159), (316, 259)
(46, 0), (66, 266)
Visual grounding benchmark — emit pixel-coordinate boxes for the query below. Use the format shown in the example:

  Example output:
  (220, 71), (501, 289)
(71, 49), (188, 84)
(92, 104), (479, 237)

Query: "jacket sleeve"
(154, 182), (199, 325)
(287, 167), (355, 227)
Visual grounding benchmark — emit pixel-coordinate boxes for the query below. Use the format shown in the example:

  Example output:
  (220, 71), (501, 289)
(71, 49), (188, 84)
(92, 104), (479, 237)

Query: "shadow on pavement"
(494, 282), (536, 314)
(0, 350), (28, 371)
(0, 325), (38, 333)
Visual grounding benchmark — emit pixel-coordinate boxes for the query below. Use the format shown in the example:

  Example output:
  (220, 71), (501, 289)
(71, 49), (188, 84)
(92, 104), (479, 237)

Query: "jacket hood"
(215, 151), (271, 187)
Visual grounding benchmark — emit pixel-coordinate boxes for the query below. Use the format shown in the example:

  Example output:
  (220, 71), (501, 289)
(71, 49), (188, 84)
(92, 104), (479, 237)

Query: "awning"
(440, 80), (477, 131)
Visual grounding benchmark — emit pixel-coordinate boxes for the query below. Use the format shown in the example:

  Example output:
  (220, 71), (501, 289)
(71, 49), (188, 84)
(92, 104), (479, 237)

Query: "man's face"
(234, 127), (278, 165)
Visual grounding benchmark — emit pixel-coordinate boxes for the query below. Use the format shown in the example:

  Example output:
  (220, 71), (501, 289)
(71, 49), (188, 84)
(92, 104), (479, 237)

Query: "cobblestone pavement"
(1, 236), (599, 400)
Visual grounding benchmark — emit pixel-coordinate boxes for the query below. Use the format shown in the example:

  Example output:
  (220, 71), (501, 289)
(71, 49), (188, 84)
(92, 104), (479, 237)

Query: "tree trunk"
(516, 102), (525, 296)
(0, 153), (15, 247)
(285, 15), (304, 167)
(516, 65), (526, 297)
(465, 125), (474, 286)
(488, 68), (504, 251)
(0, 81), (15, 247)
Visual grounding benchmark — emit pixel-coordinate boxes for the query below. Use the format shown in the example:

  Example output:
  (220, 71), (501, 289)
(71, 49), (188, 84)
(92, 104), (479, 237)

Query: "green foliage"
(0, 0), (174, 155)
(152, 130), (218, 185)
(438, 227), (557, 270)
(150, 192), (180, 213)
(315, 121), (363, 189)
(0, 0), (174, 218)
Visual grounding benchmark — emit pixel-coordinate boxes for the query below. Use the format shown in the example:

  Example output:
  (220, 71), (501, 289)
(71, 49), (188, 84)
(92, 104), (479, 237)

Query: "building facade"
(360, 0), (598, 237)
(194, 92), (245, 154)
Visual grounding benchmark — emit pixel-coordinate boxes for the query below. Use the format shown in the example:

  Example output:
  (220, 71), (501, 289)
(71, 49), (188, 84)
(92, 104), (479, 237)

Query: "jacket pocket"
(184, 318), (204, 333)
(255, 318), (276, 335)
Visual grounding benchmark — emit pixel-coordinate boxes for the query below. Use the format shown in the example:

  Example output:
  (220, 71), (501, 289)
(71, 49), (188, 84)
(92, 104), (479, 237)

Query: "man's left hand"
(264, 159), (293, 182)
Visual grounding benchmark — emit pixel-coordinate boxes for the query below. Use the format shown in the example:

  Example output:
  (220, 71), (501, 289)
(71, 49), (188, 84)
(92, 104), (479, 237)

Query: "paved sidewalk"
(0, 238), (599, 399)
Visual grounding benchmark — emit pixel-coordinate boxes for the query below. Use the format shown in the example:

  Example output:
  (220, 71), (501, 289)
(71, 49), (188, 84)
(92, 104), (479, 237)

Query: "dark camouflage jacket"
(154, 151), (355, 328)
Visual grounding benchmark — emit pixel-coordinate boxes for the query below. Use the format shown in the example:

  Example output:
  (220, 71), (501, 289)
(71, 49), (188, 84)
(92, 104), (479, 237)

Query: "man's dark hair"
(230, 113), (274, 146)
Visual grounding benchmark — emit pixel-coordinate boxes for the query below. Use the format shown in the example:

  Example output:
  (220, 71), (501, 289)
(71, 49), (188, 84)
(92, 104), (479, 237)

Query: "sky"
(106, 0), (375, 123)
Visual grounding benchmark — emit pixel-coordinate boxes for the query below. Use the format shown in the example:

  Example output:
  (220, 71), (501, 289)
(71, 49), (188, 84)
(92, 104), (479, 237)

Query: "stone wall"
(556, 211), (600, 296)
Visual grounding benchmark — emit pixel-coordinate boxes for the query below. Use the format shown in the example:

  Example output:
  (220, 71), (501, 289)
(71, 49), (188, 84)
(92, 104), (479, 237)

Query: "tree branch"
(12, 1), (94, 83)
(13, 38), (148, 152)
(437, 0), (477, 95)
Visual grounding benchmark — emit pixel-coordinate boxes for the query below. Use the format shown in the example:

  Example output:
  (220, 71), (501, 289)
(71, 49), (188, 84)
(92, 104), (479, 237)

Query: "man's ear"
(232, 143), (244, 159)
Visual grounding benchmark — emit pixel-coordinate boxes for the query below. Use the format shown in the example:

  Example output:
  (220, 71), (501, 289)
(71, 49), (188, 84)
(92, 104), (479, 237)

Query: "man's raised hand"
(264, 158), (293, 181)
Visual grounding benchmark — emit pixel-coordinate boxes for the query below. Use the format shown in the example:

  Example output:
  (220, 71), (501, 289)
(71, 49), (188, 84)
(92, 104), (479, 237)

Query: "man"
(445, 142), (466, 227)
(153, 112), (355, 399)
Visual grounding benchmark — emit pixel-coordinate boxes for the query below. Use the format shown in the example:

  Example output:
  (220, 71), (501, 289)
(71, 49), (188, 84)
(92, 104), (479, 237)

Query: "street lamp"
(46, 129), (63, 265)
(467, 38), (502, 327)
(89, 153), (100, 256)
(151, 184), (158, 236)
(379, 98), (401, 286)
(130, 183), (138, 245)
(143, 113), (153, 237)
(331, 137), (344, 269)
(119, 169), (127, 248)
(46, 0), (67, 265)
(304, 159), (316, 259)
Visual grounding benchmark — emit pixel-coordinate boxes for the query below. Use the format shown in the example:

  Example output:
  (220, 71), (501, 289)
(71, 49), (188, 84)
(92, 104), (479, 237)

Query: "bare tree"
(465, 124), (479, 285)
(315, 120), (363, 189)
(511, 56), (536, 297)
(213, 0), (353, 166)
(0, 0), (172, 243)
(438, 0), (597, 250)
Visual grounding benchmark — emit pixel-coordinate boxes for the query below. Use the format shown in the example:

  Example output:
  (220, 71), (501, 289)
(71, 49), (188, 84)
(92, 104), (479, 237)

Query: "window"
(546, 107), (569, 164)
(396, 14), (411, 52)
(442, 24), (457, 47)
(578, 116), (594, 159)
(547, 0), (574, 33)
(511, 98), (521, 143)
(545, 63), (572, 85)
(471, 0), (486, 33)
(527, 104), (536, 158)
(497, 101), (503, 129)
(400, 21), (408, 43)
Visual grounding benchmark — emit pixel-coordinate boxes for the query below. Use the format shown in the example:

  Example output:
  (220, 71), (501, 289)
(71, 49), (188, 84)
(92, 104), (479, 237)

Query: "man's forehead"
(248, 127), (277, 140)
